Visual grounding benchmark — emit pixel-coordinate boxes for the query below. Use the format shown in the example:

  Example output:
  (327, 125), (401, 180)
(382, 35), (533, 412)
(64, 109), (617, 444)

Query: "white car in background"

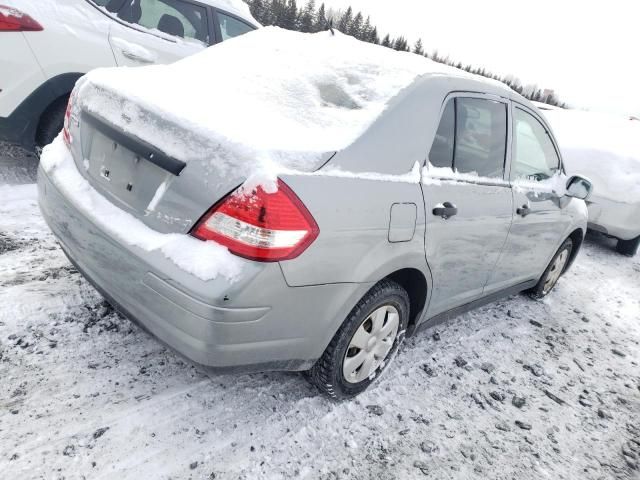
(537, 103), (640, 256)
(0, 0), (258, 152)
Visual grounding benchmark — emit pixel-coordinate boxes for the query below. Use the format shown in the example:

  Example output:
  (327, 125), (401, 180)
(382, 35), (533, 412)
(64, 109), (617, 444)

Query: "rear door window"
(512, 108), (560, 181)
(117, 0), (210, 43)
(454, 98), (507, 178)
(428, 97), (507, 179)
(216, 11), (255, 41)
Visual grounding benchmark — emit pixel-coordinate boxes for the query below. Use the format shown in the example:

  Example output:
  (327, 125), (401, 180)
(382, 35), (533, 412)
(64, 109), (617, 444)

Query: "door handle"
(121, 49), (155, 63)
(433, 202), (458, 219)
(516, 205), (531, 217)
(111, 37), (157, 64)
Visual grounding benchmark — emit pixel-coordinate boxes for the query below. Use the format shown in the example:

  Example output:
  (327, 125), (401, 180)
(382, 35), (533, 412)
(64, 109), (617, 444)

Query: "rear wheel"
(616, 235), (640, 257)
(528, 238), (573, 299)
(35, 96), (68, 157)
(307, 279), (409, 399)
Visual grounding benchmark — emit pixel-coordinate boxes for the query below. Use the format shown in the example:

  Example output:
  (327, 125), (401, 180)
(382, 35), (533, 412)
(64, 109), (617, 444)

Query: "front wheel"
(616, 235), (640, 257)
(307, 279), (410, 399)
(528, 238), (573, 299)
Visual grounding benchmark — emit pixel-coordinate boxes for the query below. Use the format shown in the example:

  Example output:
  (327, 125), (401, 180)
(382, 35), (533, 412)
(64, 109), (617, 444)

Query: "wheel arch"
(565, 228), (585, 272)
(35, 94), (71, 146)
(383, 267), (429, 333)
(4, 72), (83, 149)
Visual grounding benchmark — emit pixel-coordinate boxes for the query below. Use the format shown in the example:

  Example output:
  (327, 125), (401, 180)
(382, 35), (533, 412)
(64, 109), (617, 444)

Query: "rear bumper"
(38, 165), (366, 372)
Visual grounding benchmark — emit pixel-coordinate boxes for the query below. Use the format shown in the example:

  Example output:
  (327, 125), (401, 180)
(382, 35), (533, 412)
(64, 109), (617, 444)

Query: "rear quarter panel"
(278, 173), (430, 289)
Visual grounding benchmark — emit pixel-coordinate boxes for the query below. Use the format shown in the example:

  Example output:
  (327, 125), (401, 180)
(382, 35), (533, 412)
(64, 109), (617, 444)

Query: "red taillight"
(191, 179), (319, 262)
(62, 96), (73, 148)
(0, 5), (43, 31)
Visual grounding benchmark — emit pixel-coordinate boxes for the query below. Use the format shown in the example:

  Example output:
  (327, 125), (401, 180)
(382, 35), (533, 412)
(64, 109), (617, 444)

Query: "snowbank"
(541, 108), (640, 203)
(39, 136), (245, 282)
(79, 27), (505, 174)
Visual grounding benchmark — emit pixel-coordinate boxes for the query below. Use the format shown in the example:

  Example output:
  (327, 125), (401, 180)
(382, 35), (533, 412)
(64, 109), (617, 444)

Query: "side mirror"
(566, 175), (593, 200)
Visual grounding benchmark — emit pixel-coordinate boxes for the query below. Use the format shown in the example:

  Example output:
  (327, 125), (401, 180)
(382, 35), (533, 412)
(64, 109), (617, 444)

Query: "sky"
(322, 0), (640, 117)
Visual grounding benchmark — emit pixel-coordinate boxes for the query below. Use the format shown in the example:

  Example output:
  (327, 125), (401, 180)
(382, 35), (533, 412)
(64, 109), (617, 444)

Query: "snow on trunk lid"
(74, 82), (333, 235)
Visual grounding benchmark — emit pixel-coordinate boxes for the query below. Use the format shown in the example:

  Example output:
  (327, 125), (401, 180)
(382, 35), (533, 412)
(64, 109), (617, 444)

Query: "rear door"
(423, 94), (513, 317)
(106, 0), (212, 66)
(488, 104), (573, 290)
(15, 1), (117, 80)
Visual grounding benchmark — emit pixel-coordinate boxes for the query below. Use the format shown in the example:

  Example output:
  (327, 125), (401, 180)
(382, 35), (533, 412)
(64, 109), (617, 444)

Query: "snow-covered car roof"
(80, 28), (511, 168)
(541, 107), (640, 203)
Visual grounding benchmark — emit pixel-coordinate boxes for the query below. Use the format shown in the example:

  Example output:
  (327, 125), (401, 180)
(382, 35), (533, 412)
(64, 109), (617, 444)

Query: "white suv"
(0, 0), (258, 151)
(536, 103), (640, 257)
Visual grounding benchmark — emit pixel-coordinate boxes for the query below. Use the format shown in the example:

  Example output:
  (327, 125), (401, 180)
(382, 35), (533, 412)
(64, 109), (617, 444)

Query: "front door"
(488, 104), (573, 291)
(107, 0), (211, 66)
(423, 94), (513, 317)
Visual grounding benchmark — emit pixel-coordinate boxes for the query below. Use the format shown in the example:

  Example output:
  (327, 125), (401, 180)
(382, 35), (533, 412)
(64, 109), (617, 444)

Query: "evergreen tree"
(247, 0), (264, 23)
(361, 16), (372, 41)
(393, 36), (409, 52)
(368, 26), (379, 44)
(283, 0), (299, 30)
(337, 6), (352, 33)
(315, 3), (327, 31)
(349, 12), (363, 39)
(381, 34), (392, 48)
(264, 0), (287, 27)
(413, 38), (424, 55)
(299, 0), (316, 32)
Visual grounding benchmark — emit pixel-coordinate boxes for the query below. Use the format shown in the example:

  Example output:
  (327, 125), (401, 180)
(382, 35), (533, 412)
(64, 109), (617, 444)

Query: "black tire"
(528, 238), (573, 299)
(35, 96), (68, 155)
(616, 235), (640, 257)
(307, 279), (410, 399)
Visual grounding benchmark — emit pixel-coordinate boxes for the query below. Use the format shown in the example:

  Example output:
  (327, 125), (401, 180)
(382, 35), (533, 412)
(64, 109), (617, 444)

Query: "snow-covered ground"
(1, 171), (639, 479)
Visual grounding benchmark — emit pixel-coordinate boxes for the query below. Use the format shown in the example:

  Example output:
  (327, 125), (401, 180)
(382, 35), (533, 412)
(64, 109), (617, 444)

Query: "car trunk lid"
(73, 82), (333, 235)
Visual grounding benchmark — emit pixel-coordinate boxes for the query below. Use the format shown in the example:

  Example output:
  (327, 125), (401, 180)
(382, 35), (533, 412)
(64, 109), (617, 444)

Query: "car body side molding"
(412, 279), (538, 335)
